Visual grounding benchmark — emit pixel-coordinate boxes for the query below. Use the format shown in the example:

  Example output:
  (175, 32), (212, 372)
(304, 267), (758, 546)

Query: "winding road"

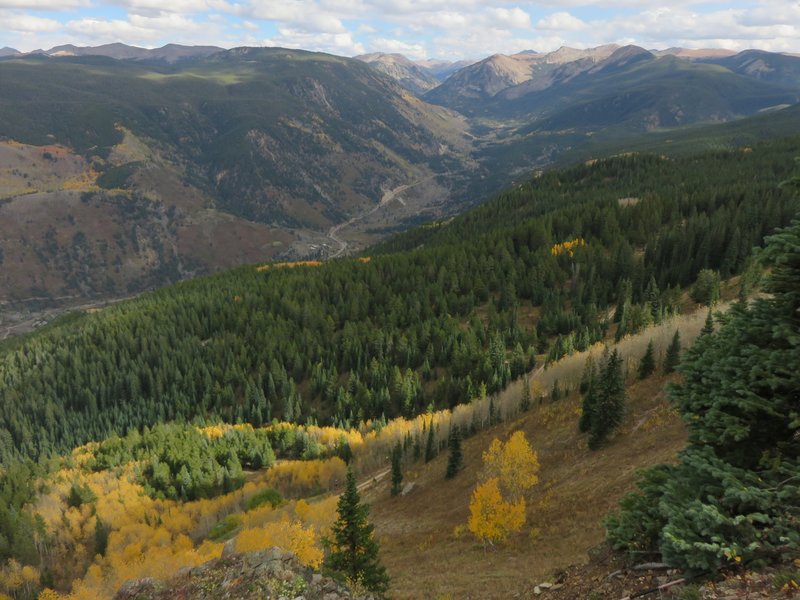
(326, 176), (435, 259)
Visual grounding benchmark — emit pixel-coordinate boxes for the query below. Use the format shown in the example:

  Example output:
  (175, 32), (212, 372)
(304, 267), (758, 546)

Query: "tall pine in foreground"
(589, 349), (625, 449)
(325, 468), (389, 595)
(606, 218), (800, 575)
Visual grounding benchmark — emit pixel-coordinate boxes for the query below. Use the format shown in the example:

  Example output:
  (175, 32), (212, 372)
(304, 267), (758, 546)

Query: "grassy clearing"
(364, 307), (722, 599)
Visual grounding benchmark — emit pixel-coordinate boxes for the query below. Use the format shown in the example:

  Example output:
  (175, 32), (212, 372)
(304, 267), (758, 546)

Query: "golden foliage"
(263, 457), (347, 496)
(481, 431), (540, 500)
(550, 238), (586, 258)
(236, 517), (323, 568)
(467, 478), (526, 545)
(256, 260), (322, 272)
(198, 423), (254, 439)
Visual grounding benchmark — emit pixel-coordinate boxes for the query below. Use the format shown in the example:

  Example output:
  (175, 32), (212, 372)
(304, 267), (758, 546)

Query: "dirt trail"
(326, 176), (435, 259)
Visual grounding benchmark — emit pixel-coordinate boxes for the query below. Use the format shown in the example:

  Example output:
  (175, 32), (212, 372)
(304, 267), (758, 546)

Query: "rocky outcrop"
(114, 547), (374, 600)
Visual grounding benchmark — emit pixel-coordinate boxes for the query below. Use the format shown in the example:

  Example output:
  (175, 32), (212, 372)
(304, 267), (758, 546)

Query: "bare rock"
(400, 482), (416, 496)
(221, 537), (237, 558)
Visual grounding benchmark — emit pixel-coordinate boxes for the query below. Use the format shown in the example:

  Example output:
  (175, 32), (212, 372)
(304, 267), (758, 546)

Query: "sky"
(1, 0), (799, 60)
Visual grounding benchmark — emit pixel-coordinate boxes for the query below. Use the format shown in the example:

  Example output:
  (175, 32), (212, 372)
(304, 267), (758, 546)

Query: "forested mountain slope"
(1, 136), (798, 466)
(0, 49), (466, 229)
(0, 49), (469, 309)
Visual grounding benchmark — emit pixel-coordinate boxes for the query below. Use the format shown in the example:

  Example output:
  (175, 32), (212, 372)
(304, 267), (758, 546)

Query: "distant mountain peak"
(356, 52), (413, 63)
(354, 52), (441, 95)
(606, 45), (653, 62)
(24, 42), (223, 63)
(653, 47), (737, 59)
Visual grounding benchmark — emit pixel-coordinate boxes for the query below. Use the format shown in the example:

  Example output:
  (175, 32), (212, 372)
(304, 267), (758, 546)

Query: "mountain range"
(1, 41), (800, 315)
(0, 42), (223, 63)
(0, 47), (470, 306)
(422, 44), (800, 120)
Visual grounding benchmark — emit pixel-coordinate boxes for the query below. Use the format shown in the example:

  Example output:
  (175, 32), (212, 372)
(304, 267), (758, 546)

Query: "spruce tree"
(606, 218), (800, 574)
(663, 330), (681, 373)
(638, 340), (656, 379)
(644, 275), (661, 322)
(551, 379), (561, 401)
(579, 356), (595, 394)
(390, 442), (403, 496)
(701, 309), (715, 336)
(520, 374), (531, 412)
(325, 468), (389, 595)
(445, 425), (463, 479)
(588, 349), (625, 449)
(424, 421), (436, 462)
(578, 375), (597, 433)
(613, 278), (632, 323)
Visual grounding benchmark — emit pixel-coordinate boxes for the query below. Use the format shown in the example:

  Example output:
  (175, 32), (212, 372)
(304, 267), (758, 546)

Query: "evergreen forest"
(1, 136), (799, 469)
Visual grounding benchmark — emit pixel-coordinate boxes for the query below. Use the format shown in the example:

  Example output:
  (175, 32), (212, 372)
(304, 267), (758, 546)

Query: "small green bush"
(246, 488), (283, 511)
(208, 514), (242, 540)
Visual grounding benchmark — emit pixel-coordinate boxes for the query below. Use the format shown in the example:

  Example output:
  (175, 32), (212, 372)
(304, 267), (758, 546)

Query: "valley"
(3, 43), (800, 332)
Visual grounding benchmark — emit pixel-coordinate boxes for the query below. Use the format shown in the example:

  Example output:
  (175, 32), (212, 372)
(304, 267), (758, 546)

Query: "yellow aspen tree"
(467, 478), (526, 546)
(481, 431), (539, 500)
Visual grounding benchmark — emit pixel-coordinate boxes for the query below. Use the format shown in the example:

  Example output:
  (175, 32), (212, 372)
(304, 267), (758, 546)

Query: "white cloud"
(367, 36), (426, 58)
(536, 12), (586, 32)
(484, 7), (530, 29)
(583, 5), (800, 51)
(2, 0), (800, 58)
(109, 0), (242, 16)
(264, 27), (365, 54)
(0, 11), (61, 31)
(737, 1), (800, 27)
(0, 0), (87, 8)
(248, 1), (347, 33)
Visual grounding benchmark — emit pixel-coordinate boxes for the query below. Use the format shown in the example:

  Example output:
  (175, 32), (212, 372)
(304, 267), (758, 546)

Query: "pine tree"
(638, 340), (656, 379)
(644, 275), (661, 322)
(445, 425), (463, 479)
(606, 218), (800, 574)
(520, 374), (531, 412)
(424, 421), (436, 463)
(691, 269), (721, 306)
(613, 278), (632, 323)
(488, 395), (497, 425)
(701, 309), (715, 336)
(551, 379), (561, 401)
(578, 374), (597, 433)
(588, 349), (625, 449)
(663, 330), (681, 373)
(579, 356), (594, 394)
(390, 442), (403, 496)
(325, 468), (389, 594)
